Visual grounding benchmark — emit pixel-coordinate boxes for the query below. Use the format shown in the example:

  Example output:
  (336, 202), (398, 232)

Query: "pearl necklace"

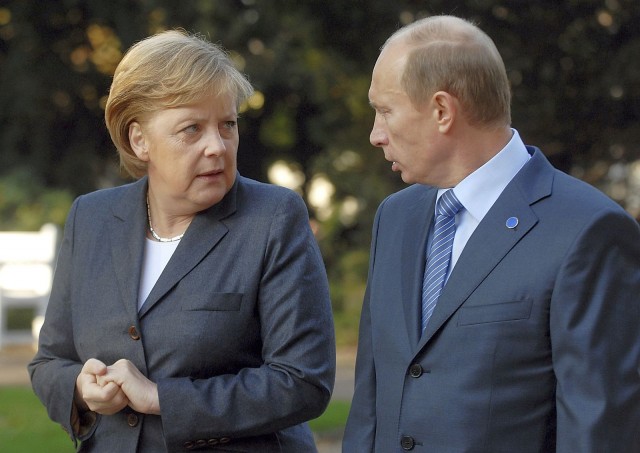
(146, 196), (184, 242)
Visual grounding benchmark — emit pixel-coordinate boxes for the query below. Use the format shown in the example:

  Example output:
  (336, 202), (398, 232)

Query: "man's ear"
(129, 122), (149, 161)
(431, 91), (456, 133)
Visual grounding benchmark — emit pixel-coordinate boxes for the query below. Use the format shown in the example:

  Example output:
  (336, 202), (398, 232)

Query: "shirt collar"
(442, 129), (530, 222)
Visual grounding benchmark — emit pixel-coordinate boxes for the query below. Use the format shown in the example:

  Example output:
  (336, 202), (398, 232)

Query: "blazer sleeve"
(342, 199), (387, 453)
(157, 190), (336, 450)
(551, 207), (640, 452)
(28, 197), (97, 445)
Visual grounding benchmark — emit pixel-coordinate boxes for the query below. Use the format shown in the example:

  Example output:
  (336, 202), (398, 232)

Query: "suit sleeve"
(157, 190), (336, 450)
(551, 207), (640, 452)
(28, 197), (97, 445)
(342, 200), (387, 453)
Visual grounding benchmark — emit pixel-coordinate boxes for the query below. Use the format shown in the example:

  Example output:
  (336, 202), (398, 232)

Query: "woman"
(29, 30), (335, 452)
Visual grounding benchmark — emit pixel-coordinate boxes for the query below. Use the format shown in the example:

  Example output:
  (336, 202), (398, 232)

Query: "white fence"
(0, 224), (58, 350)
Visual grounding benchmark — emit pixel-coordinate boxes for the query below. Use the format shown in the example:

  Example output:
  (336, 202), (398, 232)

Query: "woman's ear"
(431, 91), (456, 134)
(129, 122), (149, 161)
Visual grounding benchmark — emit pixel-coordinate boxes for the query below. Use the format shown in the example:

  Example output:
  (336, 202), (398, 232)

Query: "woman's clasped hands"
(75, 358), (161, 417)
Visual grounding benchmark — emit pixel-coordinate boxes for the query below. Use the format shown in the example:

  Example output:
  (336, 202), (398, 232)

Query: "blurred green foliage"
(1, 0), (639, 342)
(0, 169), (73, 231)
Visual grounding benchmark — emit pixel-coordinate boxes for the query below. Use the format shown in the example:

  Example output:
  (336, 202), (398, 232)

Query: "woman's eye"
(223, 120), (237, 129)
(183, 124), (199, 134)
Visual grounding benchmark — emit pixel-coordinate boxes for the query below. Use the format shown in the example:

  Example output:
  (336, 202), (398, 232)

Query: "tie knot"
(437, 189), (464, 217)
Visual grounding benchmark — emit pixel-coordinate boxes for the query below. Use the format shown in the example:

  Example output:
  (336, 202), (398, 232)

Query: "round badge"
(506, 217), (519, 229)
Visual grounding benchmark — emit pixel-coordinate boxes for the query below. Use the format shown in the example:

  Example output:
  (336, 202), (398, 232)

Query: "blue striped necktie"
(421, 189), (464, 333)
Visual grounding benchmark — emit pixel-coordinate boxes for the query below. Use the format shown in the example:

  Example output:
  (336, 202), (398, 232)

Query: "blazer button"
(409, 363), (423, 378)
(128, 325), (141, 340)
(400, 435), (415, 450)
(219, 437), (231, 443)
(195, 439), (207, 447)
(126, 413), (139, 427)
(207, 438), (219, 446)
(183, 441), (195, 450)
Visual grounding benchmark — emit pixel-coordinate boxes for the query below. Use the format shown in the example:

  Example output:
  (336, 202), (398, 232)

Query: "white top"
(439, 129), (531, 279)
(138, 238), (180, 311)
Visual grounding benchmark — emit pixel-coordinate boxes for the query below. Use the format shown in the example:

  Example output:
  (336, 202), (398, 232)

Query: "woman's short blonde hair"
(386, 15), (511, 128)
(105, 30), (254, 178)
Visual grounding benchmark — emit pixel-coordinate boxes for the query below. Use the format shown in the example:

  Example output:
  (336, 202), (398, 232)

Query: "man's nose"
(370, 119), (388, 147)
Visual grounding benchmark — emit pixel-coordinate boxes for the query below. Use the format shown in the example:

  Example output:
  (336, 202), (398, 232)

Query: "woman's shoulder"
(77, 178), (143, 202)
(237, 175), (302, 202)
(72, 178), (145, 219)
(234, 176), (308, 220)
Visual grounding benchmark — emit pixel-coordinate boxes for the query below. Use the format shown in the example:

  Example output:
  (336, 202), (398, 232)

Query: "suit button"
(126, 413), (138, 427)
(128, 325), (140, 340)
(409, 363), (423, 378)
(208, 438), (219, 446)
(183, 441), (195, 449)
(196, 439), (207, 447)
(400, 435), (415, 450)
(220, 437), (231, 443)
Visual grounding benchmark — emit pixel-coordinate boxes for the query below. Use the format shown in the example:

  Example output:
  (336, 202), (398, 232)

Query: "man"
(343, 15), (640, 452)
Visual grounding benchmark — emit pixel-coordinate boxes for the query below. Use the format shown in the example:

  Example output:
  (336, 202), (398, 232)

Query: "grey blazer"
(29, 175), (336, 453)
(343, 148), (640, 452)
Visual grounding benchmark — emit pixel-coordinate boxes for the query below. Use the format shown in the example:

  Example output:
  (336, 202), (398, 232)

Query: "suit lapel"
(137, 177), (239, 318)
(109, 178), (149, 322)
(401, 187), (437, 350)
(417, 149), (554, 349)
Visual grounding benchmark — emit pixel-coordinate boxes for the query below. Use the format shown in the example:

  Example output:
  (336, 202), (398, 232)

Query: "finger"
(96, 372), (118, 387)
(81, 358), (108, 377)
(85, 384), (130, 415)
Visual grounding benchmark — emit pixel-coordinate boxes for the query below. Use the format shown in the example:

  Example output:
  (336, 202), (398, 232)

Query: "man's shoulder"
(379, 183), (435, 211)
(549, 168), (628, 217)
(520, 147), (628, 218)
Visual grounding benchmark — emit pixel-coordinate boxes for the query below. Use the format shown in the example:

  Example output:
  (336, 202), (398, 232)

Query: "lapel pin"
(506, 217), (519, 229)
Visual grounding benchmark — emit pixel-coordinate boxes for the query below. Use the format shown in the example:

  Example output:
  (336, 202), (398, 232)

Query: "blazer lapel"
(109, 178), (149, 322)
(401, 187), (437, 350)
(418, 148), (554, 349)
(137, 177), (239, 318)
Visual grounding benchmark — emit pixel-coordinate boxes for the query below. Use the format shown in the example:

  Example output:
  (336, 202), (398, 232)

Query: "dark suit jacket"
(343, 148), (640, 452)
(29, 175), (335, 453)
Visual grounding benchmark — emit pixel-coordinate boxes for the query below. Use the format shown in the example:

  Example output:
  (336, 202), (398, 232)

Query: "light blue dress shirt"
(438, 128), (531, 280)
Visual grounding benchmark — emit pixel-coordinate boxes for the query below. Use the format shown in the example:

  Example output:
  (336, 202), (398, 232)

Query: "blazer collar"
(109, 175), (240, 319)
(417, 147), (554, 350)
(109, 177), (148, 322)
(400, 186), (437, 349)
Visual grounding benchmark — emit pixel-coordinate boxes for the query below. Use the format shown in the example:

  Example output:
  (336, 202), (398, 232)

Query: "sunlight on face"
(139, 93), (239, 215)
(368, 41), (447, 186)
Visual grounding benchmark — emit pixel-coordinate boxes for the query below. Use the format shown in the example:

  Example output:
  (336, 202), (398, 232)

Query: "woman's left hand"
(97, 359), (161, 415)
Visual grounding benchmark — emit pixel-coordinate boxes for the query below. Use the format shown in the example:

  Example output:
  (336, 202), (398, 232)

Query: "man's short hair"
(386, 15), (511, 128)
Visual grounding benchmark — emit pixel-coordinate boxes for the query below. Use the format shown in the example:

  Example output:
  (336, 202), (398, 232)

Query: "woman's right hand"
(75, 358), (129, 415)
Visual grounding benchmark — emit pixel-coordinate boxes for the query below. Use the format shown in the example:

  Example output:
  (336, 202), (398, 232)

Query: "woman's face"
(131, 93), (239, 215)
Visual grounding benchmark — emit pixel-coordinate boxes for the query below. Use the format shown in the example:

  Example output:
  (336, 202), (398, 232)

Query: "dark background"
(1, 0), (639, 343)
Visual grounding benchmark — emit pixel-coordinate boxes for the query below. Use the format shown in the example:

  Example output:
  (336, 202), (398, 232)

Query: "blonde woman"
(30, 30), (335, 453)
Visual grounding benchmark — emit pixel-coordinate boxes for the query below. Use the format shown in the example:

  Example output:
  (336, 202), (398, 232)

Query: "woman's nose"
(203, 131), (226, 156)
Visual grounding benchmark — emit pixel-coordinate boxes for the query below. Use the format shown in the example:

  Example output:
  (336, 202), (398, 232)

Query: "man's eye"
(183, 124), (199, 133)
(223, 121), (237, 129)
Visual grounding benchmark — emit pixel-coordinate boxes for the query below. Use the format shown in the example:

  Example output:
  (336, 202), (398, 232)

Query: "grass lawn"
(0, 386), (348, 451)
(309, 399), (350, 433)
(0, 387), (73, 453)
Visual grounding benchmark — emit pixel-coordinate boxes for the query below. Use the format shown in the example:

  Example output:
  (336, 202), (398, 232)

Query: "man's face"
(368, 41), (451, 187)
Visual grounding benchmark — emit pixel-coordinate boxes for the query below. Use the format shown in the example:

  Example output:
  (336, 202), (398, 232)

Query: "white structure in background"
(0, 223), (58, 350)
